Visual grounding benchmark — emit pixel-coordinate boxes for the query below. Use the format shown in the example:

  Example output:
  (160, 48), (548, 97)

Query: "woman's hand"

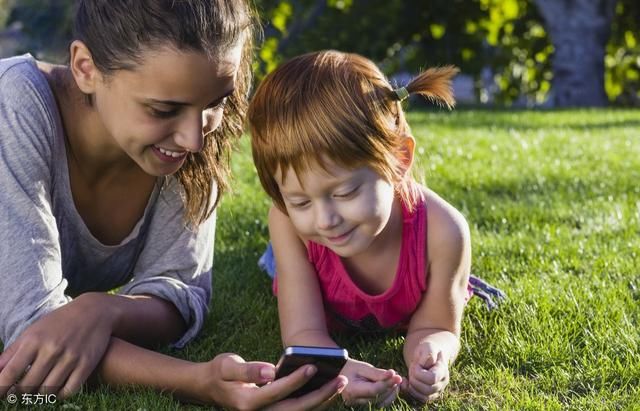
(401, 341), (449, 403)
(339, 358), (402, 407)
(0, 293), (117, 399)
(195, 353), (347, 411)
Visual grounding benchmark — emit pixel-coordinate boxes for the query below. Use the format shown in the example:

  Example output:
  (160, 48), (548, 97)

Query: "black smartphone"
(274, 346), (349, 398)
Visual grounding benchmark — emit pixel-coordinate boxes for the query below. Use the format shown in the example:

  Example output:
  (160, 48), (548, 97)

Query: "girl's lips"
(151, 146), (187, 164)
(326, 227), (356, 245)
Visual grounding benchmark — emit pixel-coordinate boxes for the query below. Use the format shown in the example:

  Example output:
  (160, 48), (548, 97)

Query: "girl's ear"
(69, 40), (99, 95)
(398, 134), (416, 176)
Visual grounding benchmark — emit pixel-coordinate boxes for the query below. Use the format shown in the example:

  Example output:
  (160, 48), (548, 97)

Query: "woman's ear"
(398, 134), (416, 176)
(69, 40), (99, 95)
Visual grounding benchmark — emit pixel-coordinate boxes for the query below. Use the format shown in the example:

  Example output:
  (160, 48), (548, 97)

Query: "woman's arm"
(95, 336), (347, 410)
(402, 189), (471, 403)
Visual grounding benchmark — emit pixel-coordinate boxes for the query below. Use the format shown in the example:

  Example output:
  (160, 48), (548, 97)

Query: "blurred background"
(0, 0), (638, 108)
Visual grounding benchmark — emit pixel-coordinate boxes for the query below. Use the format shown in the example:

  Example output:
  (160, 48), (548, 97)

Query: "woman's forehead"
(114, 45), (241, 102)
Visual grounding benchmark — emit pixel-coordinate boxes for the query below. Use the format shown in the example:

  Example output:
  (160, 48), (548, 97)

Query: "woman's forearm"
(94, 337), (207, 404)
(77, 292), (186, 348)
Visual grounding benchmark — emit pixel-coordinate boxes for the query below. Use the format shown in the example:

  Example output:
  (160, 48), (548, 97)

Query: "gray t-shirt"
(0, 55), (215, 349)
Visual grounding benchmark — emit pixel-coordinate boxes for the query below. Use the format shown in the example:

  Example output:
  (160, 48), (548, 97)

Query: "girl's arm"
(269, 206), (402, 406)
(402, 189), (471, 403)
(268, 206), (334, 347)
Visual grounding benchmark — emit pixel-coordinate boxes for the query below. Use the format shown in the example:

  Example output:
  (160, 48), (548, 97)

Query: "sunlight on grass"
(51, 109), (640, 410)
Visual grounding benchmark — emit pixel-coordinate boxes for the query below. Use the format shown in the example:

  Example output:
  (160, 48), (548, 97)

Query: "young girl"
(249, 50), (504, 406)
(0, 2), (345, 409)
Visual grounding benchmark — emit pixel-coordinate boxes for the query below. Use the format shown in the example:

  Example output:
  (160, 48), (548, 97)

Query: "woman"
(0, 1), (345, 409)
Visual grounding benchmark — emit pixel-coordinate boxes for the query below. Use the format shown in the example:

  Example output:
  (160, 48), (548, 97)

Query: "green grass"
(4, 108), (639, 410)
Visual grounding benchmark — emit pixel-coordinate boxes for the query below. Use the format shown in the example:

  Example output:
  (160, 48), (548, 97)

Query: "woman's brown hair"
(248, 50), (458, 213)
(73, 0), (260, 226)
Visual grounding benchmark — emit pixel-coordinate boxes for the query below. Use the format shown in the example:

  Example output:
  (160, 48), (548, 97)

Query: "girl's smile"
(276, 160), (398, 258)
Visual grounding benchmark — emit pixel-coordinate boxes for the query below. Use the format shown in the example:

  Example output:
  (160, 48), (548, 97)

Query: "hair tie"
(393, 86), (410, 102)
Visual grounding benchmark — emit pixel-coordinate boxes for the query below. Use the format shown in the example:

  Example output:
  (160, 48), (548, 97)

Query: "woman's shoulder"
(0, 54), (60, 131)
(0, 54), (47, 94)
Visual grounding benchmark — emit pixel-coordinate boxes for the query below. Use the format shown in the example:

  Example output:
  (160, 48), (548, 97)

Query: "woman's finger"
(58, 357), (95, 399)
(0, 344), (37, 395)
(15, 353), (56, 394)
(266, 375), (347, 411)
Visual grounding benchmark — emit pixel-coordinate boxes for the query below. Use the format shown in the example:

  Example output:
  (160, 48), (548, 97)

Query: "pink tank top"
(307, 199), (427, 332)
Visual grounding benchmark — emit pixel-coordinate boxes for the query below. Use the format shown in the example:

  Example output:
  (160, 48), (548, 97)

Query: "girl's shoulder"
(418, 185), (470, 258)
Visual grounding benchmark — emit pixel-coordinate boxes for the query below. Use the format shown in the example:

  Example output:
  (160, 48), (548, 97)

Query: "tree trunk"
(534, 0), (617, 107)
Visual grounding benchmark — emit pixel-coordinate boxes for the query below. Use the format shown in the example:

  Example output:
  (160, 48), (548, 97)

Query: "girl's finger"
(405, 383), (428, 404)
(376, 384), (400, 407)
(411, 361), (447, 386)
(355, 366), (396, 382)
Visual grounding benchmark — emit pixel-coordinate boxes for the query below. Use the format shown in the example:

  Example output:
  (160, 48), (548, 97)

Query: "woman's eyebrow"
(147, 88), (235, 106)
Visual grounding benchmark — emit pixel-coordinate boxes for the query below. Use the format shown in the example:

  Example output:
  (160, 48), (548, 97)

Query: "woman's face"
(91, 44), (243, 176)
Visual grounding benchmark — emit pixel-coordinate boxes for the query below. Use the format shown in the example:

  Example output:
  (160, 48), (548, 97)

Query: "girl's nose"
(315, 200), (341, 231)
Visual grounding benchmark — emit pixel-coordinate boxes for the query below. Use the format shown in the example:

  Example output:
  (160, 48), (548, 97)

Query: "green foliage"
(3, 0), (637, 104)
(253, 0), (638, 106)
(606, 0), (640, 104)
(0, 0), (16, 28)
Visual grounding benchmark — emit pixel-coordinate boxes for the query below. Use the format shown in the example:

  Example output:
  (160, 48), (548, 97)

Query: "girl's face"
(276, 159), (397, 258)
(91, 44), (243, 176)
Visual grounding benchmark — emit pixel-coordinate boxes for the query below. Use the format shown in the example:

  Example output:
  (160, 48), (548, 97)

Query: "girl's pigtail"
(393, 65), (459, 109)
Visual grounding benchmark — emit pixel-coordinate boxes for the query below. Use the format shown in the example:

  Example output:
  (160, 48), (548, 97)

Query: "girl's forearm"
(94, 337), (208, 404)
(283, 328), (338, 348)
(403, 329), (461, 366)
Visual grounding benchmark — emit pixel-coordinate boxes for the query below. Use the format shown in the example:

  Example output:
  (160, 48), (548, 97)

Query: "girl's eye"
(334, 186), (359, 199)
(149, 107), (179, 119)
(289, 200), (310, 209)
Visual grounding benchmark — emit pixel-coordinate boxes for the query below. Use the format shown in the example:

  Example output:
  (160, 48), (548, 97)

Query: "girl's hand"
(401, 342), (450, 403)
(339, 359), (402, 407)
(0, 293), (116, 399)
(197, 353), (347, 410)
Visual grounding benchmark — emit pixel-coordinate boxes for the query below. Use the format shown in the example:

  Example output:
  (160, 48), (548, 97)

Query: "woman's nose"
(175, 112), (204, 153)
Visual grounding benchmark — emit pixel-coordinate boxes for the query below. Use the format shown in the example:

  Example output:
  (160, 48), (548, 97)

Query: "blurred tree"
(533, 0), (617, 107)
(1, 0), (73, 61)
(2, 0), (637, 105)
(606, 0), (640, 105)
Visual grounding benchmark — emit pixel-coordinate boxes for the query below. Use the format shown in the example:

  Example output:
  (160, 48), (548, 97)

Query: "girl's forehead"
(276, 161), (374, 193)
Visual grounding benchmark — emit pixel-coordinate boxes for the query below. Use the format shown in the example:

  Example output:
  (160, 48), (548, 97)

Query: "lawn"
(4, 108), (639, 410)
